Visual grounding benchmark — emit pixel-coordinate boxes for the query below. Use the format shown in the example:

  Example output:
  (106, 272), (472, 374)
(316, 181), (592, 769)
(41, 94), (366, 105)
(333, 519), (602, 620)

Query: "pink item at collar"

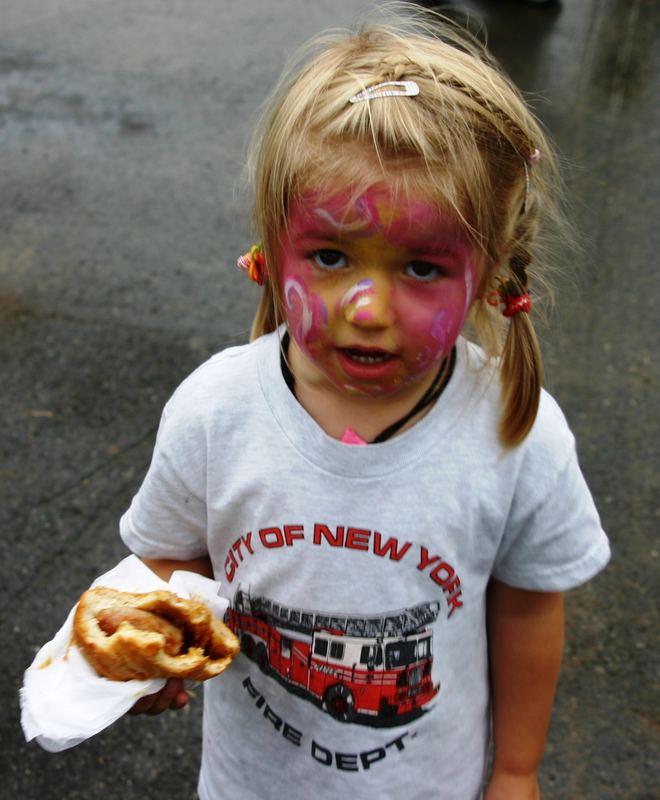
(340, 427), (368, 446)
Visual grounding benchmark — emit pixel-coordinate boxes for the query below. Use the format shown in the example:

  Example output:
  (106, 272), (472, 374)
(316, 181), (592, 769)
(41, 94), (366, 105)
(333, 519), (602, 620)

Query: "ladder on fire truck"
(234, 588), (440, 638)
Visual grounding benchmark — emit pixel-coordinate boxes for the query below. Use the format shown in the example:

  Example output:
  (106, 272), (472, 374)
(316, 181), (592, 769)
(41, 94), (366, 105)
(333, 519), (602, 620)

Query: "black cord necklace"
(279, 331), (455, 444)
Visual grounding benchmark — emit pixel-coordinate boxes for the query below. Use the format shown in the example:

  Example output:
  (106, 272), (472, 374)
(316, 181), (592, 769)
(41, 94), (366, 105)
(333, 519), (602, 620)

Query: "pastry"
(73, 586), (239, 681)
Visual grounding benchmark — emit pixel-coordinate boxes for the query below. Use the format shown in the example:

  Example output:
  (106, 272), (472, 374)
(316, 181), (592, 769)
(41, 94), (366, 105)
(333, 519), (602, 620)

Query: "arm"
(141, 555), (213, 582)
(484, 579), (564, 800)
(129, 555), (214, 715)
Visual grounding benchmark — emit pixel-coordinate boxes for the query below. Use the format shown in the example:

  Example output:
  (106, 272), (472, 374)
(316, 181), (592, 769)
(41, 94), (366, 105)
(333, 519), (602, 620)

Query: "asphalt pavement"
(1, 1), (658, 798)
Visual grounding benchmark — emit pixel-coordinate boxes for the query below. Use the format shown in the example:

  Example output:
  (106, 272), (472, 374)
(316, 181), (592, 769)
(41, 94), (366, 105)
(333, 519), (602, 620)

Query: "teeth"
(347, 350), (391, 364)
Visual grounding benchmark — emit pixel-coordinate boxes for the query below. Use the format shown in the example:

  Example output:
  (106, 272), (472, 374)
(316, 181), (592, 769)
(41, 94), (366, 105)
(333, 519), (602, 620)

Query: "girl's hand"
(127, 557), (211, 715)
(129, 678), (189, 715)
(484, 770), (541, 800)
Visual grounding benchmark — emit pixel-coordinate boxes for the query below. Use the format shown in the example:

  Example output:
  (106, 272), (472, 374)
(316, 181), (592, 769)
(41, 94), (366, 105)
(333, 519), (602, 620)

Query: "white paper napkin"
(20, 555), (227, 752)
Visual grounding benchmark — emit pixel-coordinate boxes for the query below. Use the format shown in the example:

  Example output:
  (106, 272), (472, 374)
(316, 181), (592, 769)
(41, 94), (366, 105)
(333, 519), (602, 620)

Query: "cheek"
(397, 269), (476, 359)
(282, 266), (330, 350)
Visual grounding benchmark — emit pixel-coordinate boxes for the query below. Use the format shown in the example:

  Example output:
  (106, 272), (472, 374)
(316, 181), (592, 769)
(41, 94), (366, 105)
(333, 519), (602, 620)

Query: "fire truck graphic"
(226, 589), (440, 727)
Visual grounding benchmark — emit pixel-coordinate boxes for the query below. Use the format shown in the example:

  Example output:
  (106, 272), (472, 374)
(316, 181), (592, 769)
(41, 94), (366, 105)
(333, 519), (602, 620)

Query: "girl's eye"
(405, 261), (444, 281)
(311, 249), (347, 270)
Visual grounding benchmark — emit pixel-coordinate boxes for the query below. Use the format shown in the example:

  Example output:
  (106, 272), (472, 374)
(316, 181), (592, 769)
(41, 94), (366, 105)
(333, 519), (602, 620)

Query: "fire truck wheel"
(256, 643), (269, 673)
(324, 684), (355, 722)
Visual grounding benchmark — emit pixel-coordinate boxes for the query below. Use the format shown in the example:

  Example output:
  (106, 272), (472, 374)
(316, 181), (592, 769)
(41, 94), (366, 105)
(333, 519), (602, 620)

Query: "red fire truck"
(226, 589), (440, 726)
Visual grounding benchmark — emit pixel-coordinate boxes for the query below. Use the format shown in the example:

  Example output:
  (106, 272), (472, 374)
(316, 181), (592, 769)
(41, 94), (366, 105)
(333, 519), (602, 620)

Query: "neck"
(283, 335), (452, 443)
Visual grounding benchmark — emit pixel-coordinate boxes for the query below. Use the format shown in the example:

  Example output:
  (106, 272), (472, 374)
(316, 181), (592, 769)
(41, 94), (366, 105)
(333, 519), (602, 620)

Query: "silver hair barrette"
(349, 80), (420, 104)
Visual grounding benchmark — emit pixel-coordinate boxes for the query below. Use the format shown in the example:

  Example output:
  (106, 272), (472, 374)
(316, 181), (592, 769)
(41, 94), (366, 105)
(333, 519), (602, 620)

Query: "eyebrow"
(405, 240), (467, 256)
(290, 226), (371, 244)
(288, 215), (470, 255)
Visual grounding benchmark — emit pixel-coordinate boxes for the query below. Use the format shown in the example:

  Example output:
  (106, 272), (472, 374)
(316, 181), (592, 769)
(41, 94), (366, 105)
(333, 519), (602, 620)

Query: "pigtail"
(500, 306), (542, 447)
(498, 224), (543, 447)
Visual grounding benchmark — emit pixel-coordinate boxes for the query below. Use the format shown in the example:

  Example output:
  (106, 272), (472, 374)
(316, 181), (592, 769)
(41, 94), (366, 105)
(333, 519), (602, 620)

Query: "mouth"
(341, 347), (396, 365)
(336, 346), (399, 381)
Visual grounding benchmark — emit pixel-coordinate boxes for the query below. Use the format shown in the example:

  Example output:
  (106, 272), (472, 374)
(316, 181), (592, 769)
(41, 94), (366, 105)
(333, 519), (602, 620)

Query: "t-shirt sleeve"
(492, 402), (611, 591)
(119, 399), (209, 560)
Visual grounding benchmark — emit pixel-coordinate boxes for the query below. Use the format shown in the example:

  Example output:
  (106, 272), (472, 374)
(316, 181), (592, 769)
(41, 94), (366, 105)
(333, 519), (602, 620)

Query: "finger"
(170, 688), (190, 710)
(143, 678), (185, 716)
(129, 678), (183, 716)
(128, 686), (166, 715)
(129, 689), (166, 716)
(129, 694), (156, 715)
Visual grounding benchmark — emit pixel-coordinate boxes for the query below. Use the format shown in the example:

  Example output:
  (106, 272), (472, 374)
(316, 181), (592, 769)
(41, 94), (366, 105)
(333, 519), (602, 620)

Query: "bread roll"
(73, 586), (239, 681)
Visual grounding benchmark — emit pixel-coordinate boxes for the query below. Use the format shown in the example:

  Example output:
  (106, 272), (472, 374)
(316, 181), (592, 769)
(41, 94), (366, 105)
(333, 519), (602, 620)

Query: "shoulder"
(526, 388), (576, 466)
(456, 337), (576, 469)
(171, 333), (274, 407)
(159, 332), (277, 434)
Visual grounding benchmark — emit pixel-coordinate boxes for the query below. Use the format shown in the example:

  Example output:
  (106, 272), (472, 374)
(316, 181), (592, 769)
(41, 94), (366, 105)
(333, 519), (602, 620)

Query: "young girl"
(120, 9), (610, 799)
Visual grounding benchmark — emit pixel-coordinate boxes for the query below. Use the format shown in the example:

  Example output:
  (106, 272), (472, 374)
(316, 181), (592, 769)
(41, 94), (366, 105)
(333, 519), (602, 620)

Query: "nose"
(340, 276), (396, 328)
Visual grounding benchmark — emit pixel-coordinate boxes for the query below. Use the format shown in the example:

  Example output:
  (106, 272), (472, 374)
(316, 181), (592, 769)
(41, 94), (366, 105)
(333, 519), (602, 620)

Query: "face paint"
(338, 279), (376, 323)
(313, 193), (379, 233)
(279, 185), (478, 399)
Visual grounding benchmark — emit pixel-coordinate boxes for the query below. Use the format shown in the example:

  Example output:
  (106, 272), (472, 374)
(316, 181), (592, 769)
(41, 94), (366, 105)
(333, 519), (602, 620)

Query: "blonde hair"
(246, 6), (566, 448)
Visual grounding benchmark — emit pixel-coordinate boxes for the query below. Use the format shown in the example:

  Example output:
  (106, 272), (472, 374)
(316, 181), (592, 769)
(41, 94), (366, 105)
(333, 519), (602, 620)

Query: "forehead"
(287, 184), (466, 249)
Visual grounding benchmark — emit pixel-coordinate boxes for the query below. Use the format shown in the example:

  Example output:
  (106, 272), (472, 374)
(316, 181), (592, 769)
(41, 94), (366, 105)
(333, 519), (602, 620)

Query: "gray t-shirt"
(120, 330), (610, 800)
